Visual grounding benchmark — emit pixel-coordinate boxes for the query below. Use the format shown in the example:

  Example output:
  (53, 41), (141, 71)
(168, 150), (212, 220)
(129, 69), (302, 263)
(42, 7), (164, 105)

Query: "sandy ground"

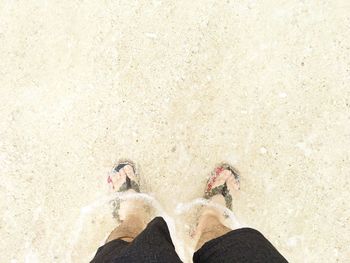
(1, 0), (350, 262)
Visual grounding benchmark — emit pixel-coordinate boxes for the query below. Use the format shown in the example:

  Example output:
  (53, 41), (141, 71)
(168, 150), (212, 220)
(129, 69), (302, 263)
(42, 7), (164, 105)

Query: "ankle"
(123, 214), (146, 228)
(197, 213), (222, 232)
(195, 214), (232, 251)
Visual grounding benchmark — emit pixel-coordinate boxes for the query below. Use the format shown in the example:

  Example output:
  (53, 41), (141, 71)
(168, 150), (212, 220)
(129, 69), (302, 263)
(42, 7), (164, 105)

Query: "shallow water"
(66, 193), (249, 262)
(66, 193), (245, 262)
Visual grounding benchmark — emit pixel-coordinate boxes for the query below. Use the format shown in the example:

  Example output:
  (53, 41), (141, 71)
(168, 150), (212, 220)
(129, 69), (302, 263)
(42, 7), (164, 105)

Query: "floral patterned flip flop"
(204, 163), (240, 210)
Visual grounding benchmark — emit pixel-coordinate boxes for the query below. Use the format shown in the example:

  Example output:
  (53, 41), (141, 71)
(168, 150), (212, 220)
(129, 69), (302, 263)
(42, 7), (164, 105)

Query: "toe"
(110, 172), (119, 189)
(221, 170), (232, 179)
(119, 167), (127, 178)
(124, 165), (136, 180)
(207, 168), (239, 192)
(226, 174), (240, 191)
(112, 171), (127, 190)
(111, 172), (120, 184)
(211, 171), (228, 186)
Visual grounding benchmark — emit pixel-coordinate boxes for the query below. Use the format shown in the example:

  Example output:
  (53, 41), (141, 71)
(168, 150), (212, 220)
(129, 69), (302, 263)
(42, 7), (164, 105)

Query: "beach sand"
(0, 0), (349, 262)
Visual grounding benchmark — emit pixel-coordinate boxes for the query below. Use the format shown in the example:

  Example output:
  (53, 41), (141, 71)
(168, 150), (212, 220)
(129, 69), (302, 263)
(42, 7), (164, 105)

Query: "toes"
(214, 174), (227, 186)
(111, 172), (120, 184)
(124, 165), (136, 179)
(119, 167), (127, 178)
(110, 172), (119, 189)
(221, 169), (232, 178)
(211, 170), (227, 185)
(108, 163), (137, 192)
(226, 175), (240, 190)
(209, 168), (239, 189)
(110, 171), (127, 190)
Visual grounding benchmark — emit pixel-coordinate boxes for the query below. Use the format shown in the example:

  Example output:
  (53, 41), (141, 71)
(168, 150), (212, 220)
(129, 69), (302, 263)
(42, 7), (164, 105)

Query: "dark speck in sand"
(171, 146), (176, 152)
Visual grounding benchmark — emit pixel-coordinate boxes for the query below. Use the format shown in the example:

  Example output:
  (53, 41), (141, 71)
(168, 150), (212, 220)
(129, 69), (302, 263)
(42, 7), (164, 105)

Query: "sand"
(0, 0), (349, 262)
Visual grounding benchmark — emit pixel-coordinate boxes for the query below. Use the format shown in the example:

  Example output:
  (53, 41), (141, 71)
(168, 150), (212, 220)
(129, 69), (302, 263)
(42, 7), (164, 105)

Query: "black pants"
(91, 217), (288, 263)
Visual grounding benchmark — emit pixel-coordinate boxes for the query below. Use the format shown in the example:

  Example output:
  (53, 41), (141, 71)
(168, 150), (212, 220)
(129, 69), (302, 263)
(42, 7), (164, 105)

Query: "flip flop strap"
(205, 183), (232, 209)
(112, 178), (140, 221)
(117, 176), (140, 193)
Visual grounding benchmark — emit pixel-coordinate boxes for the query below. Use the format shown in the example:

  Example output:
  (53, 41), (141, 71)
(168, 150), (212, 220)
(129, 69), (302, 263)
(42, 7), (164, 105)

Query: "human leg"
(192, 164), (288, 263)
(106, 163), (151, 243)
(193, 164), (239, 251)
(91, 161), (182, 263)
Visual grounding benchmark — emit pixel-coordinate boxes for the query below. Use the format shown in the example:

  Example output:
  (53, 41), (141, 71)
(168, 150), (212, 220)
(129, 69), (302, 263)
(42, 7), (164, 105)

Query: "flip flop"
(204, 163), (240, 210)
(108, 160), (141, 220)
(113, 161), (140, 192)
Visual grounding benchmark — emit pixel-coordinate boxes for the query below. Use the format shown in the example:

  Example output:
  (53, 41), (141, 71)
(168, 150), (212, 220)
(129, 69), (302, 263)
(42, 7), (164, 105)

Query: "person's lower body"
(91, 216), (182, 263)
(91, 216), (287, 263)
(91, 161), (288, 263)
